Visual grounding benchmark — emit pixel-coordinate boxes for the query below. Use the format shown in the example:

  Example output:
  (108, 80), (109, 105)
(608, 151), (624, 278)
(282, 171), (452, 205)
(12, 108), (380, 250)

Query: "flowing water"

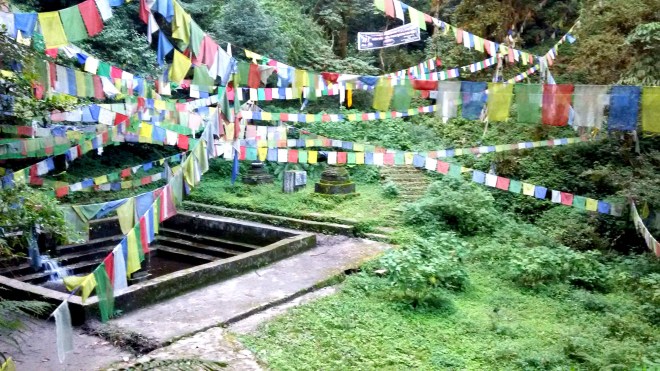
(40, 256), (70, 282)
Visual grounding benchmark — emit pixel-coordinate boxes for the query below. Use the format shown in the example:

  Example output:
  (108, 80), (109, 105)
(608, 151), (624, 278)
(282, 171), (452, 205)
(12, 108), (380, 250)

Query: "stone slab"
(108, 235), (388, 344)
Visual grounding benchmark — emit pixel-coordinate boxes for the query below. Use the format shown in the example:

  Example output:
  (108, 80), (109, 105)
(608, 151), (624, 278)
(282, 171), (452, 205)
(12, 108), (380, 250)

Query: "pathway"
(380, 165), (431, 202)
(1, 234), (389, 370)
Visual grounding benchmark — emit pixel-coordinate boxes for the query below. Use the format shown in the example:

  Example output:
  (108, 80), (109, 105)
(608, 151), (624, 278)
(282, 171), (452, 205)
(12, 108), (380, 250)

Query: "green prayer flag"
(93, 265), (114, 322)
(298, 150), (308, 163)
(515, 84), (542, 124)
(448, 164), (462, 178)
(509, 180), (522, 194)
(192, 65), (215, 87)
(392, 84), (412, 112)
(97, 62), (111, 78)
(347, 152), (356, 164)
(573, 195), (586, 210)
(237, 62), (250, 87)
(59, 6), (88, 42)
(374, 0), (385, 11)
(190, 21), (204, 59)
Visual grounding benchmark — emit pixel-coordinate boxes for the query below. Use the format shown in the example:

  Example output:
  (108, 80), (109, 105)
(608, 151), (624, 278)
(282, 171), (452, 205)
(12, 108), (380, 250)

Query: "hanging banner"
(358, 23), (420, 51)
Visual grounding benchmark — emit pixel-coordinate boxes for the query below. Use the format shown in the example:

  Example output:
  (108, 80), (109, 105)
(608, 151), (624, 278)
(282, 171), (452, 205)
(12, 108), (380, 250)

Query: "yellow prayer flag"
(38, 12), (68, 49)
(642, 87), (660, 133)
(405, 152), (414, 165)
(261, 112), (272, 121)
(93, 175), (108, 185)
(121, 181), (132, 189)
(355, 152), (365, 164)
(154, 100), (166, 111)
(306, 114), (315, 123)
(139, 123), (153, 139)
(585, 198), (598, 211)
(308, 150), (318, 164)
(169, 50), (192, 84)
(454, 149), (463, 156)
(305, 139), (314, 148)
(522, 183), (535, 196)
(126, 229), (141, 276)
(487, 83), (514, 122)
(63, 274), (96, 303)
(172, 0), (191, 45)
(353, 143), (365, 152)
(117, 198), (135, 234)
(258, 147), (268, 161)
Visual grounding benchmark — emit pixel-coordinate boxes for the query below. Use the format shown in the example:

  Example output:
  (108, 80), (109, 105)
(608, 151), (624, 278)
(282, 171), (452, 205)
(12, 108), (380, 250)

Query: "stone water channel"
(0, 212), (316, 322)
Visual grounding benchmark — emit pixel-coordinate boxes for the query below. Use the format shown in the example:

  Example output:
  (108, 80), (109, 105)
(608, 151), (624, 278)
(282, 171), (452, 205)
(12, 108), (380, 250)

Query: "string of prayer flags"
(608, 86), (641, 132)
(542, 84), (574, 126)
(631, 203), (660, 257)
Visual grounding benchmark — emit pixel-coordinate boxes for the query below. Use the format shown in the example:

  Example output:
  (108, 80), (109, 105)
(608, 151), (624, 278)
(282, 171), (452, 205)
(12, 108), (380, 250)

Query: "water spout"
(40, 256), (70, 282)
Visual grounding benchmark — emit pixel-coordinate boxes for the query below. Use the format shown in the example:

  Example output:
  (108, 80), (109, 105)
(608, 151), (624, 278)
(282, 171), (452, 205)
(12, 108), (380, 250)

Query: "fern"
(0, 296), (51, 361)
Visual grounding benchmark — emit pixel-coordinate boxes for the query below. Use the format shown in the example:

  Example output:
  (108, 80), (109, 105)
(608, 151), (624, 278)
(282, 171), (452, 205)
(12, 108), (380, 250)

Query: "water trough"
(0, 212), (316, 323)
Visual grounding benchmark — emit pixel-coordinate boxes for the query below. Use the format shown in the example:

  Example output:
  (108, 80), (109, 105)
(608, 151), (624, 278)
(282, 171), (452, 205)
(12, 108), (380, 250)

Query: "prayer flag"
(169, 50), (191, 83)
(460, 81), (487, 120)
(641, 87), (660, 133)
(38, 12), (68, 49)
(59, 6), (88, 42)
(487, 83), (513, 121)
(542, 84), (574, 126)
(572, 85), (609, 128)
(78, 0), (104, 36)
(93, 264), (114, 322)
(515, 84), (542, 124)
(608, 86), (641, 131)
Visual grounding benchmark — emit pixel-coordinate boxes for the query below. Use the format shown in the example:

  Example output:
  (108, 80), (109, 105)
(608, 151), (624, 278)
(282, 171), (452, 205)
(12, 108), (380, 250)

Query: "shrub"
(382, 181), (400, 198)
(637, 273), (660, 325)
(372, 233), (469, 309)
(507, 246), (611, 291)
(535, 207), (610, 251)
(402, 177), (501, 236)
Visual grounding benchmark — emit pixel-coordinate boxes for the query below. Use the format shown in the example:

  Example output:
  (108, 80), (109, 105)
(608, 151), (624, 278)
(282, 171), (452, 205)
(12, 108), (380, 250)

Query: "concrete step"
(361, 233), (392, 243)
(153, 245), (218, 263)
(159, 228), (259, 253)
(383, 178), (429, 184)
(17, 258), (104, 284)
(156, 235), (242, 259)
(56, 235), (124, 256)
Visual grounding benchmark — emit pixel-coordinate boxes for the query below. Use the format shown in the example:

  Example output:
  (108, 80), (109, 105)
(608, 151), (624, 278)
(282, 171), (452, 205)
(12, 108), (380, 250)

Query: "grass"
(240, 265), (658, 370)
(188, 169), (402, 228)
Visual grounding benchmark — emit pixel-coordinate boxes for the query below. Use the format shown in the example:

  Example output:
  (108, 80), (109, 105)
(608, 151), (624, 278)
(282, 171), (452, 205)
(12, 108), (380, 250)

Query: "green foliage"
(373, 233), (469, 309)
(381, 181), (400, 198)
(535, 207), (610, 251)
(0, 186), (70, 250)
(621, 22), (660, 85)
(403, 177), (501, 236)
(637, 273), (660, 325)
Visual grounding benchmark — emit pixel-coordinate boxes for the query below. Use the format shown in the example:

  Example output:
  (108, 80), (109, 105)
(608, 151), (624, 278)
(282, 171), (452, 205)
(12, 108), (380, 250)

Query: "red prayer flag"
(48, 62), (57, 89)
(423, 13), (433, 24)
(138, 218), (149, 253)
(110, 66), (123, 79)
(383, 153), (394, 165)
(78, 0), (104, 36)
(93, 76), (104, 99)
(542, 84), (574, 126)
(45, 146), (54, 155)
(177, 134), (189, 150)
(247, 63), (260, 88)
(321, 72), (339, 84)
(103, 254), (114, 284)
(384, 0), (395, 17)
(560, 192), (574, 206)
(437, 161), (449, 174)
(45, 48), (58, 58)
(496, 176), (510, 190)
(455, 29), (463, 44)
(239, 146), (246, 160)
(337, 152), (347, 164)
(138, 0), (150, 24)
(55, 186), (69, 198)
(288, 149), (298, 163)
(114, 113), (128, 126)
(265, 88), (272, 101)
(141, 176), (151, 185)
(120, 168), (131, 178)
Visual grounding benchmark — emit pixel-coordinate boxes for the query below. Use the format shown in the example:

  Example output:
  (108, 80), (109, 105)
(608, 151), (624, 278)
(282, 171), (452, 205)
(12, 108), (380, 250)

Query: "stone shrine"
(243, 161), (274, 185)
(314, 165), (356, 195)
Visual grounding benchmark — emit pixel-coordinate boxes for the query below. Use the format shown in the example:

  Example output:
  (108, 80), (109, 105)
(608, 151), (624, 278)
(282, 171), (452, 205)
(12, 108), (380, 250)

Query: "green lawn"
(240, 265), (657, 370)
(188, 171), (402, 228)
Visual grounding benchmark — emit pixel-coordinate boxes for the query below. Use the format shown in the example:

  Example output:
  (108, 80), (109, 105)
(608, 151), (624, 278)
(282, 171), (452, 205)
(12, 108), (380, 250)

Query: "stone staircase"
(380, 165), (431, 203)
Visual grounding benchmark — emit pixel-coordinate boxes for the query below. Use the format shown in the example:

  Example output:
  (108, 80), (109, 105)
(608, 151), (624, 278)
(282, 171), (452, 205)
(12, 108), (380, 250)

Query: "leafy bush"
(507, 246), (611, 291)
(403, 177), (501, 236)
(637, 273), (660, 325)
(347, 165), (380, 184)
(535, 207), (611, 251)
(382, 181), (399, 198)
(372, 233), (469, 309)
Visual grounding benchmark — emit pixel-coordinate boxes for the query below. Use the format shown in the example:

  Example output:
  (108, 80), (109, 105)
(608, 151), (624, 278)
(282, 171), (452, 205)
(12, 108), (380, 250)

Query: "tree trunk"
(336, 27), (349, 59)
